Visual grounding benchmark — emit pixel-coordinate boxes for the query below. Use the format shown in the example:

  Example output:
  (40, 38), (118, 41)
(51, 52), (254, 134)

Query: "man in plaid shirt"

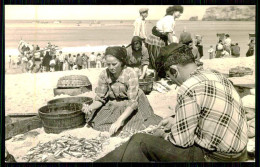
(97, 44), (248, 162)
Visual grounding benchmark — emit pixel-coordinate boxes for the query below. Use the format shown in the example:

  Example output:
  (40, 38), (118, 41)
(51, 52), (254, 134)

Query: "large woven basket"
(57, 75), (91, 88)
(38, 103), (85, 134)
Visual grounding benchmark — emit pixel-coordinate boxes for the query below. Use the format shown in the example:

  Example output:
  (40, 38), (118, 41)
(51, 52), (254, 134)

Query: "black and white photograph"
(4, 4), (256, 163)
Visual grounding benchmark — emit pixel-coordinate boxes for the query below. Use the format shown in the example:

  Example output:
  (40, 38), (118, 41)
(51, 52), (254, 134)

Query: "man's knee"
(129, 133), (155, 145)
(130, 133), (149, 143)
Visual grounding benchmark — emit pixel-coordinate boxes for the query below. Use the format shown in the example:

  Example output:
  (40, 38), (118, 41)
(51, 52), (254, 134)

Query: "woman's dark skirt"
(88, 89), (162, 133)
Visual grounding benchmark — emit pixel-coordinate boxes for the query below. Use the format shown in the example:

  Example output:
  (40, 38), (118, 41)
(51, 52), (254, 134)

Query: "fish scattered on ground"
(22, 134), (109, 162)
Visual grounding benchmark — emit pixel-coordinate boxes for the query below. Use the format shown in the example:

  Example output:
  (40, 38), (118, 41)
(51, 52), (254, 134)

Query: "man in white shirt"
(89, 52), (96, 68)
(208, 45), (215, 59)
(133, 8), (149, 40)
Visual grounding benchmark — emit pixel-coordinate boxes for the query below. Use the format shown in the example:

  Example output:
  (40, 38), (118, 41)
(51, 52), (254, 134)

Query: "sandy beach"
(5, 56), (255, 162)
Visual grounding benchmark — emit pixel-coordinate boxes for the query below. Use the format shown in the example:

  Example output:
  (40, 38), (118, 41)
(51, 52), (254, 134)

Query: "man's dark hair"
(164, 45), (195, 70)
(166, 5), (183, 16)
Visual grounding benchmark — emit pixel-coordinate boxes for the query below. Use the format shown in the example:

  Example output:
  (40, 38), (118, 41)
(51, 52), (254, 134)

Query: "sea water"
(5, 20), (255, 59)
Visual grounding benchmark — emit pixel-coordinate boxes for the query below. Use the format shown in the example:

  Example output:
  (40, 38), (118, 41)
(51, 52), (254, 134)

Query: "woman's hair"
(131, 36), (143, 50)
(165, 5), (184, 16)
(105, 46), (127, 66)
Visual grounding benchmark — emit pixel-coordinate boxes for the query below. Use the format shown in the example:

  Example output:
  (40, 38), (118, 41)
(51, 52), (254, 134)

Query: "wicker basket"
(38, 103), (85, 134)
(48, 96), (93, 105)
(139, 77), (154, 95)
(229, 67), (253, 77)
(57, 75), (91, 88)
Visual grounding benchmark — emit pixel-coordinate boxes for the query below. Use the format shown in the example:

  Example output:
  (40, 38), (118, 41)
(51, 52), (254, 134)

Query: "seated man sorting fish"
(82, 46), (161, 136)
(95, 44), (248, 162)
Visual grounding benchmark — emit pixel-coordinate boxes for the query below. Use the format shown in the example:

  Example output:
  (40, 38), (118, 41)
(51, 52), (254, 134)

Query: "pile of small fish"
(23, 135), (109, 162)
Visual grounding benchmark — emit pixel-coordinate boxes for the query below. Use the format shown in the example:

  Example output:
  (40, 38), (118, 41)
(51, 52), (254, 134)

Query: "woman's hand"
(109, 119), (124, 136)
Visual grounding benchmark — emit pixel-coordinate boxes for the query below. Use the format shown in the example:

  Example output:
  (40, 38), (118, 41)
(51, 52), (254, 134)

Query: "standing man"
(58, 51), (64, 71)
(89, 52), (96, 68)
(21, 55), (28, 73)
(208, 45), (215, 59)
(76, 53), (83, 70)
(133, 8), (149, 40)
(96, 44), (248, 162)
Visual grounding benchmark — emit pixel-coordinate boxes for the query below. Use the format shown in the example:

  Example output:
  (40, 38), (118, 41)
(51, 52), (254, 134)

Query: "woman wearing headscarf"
(126, 36), (150, 79)
(82, 46), (162, 136)
(145, 5), (183, 80)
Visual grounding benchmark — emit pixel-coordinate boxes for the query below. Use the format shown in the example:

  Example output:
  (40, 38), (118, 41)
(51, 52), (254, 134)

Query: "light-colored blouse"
(156, 15), (176, 34)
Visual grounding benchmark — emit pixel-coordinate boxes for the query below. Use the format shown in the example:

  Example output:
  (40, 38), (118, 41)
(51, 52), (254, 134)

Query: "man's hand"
(156, 116), (175, 131)
(153, 128), (168, 139)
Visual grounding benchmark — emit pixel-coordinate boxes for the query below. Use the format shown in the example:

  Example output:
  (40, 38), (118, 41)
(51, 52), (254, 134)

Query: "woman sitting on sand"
(82, 46), (162, 136)
(126, 36), (149, 79)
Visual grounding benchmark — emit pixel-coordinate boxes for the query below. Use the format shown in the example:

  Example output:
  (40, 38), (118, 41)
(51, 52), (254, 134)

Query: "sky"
(5, 5), (219, 20)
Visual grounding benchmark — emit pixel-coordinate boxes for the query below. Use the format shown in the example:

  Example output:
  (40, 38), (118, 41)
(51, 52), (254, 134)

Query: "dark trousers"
(90, 61), (96, 68)
(59, 62), (63, 71)
(77, 65), (82, 70)
(96, 133), (205, 162)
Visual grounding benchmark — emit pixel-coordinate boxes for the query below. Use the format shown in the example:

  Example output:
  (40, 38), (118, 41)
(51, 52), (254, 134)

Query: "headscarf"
(105, 46), (127, 65)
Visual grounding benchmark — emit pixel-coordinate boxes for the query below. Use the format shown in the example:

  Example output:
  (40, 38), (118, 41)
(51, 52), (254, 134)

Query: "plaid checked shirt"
(95, 67), (139, 110)
(168, 67), (248, 153)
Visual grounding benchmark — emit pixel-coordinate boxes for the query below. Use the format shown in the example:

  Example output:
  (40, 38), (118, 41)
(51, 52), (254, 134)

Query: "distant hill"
(202, 6), (255, 21)
(189, 16), (198, 21)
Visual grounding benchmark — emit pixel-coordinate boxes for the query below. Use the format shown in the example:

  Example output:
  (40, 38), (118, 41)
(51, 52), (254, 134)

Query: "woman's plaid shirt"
(168, 68), (248, 153)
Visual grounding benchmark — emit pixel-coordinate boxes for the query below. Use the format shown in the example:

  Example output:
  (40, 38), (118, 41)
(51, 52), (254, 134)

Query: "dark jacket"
(42, 53), (52, 67)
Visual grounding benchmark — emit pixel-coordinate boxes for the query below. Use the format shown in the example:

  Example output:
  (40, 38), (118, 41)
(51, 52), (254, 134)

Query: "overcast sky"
(5, 5), (221, 20)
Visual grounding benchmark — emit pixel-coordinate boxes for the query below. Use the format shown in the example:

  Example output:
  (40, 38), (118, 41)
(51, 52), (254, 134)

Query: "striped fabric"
(89, 89), (162, 133)
(146, 34), (166, 47)
(167, 68), (248, 153)
(145, 34), (166, 72)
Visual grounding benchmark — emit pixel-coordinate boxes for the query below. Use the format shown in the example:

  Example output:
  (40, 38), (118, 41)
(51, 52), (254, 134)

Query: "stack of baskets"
(38, 96), (93, 134)
(229, 66), (253, 77)
(54, 75), (92, 96)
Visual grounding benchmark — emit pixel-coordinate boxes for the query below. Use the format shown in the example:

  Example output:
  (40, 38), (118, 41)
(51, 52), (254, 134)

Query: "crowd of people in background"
(40, 51), (107, 73)
(8, 49), (107, 73)
(207, 33), (255, 59)
(7, 5), (255, 75)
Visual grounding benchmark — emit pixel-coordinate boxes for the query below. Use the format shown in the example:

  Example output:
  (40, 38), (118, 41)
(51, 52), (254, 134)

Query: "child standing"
(208, 45), (215, 59)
